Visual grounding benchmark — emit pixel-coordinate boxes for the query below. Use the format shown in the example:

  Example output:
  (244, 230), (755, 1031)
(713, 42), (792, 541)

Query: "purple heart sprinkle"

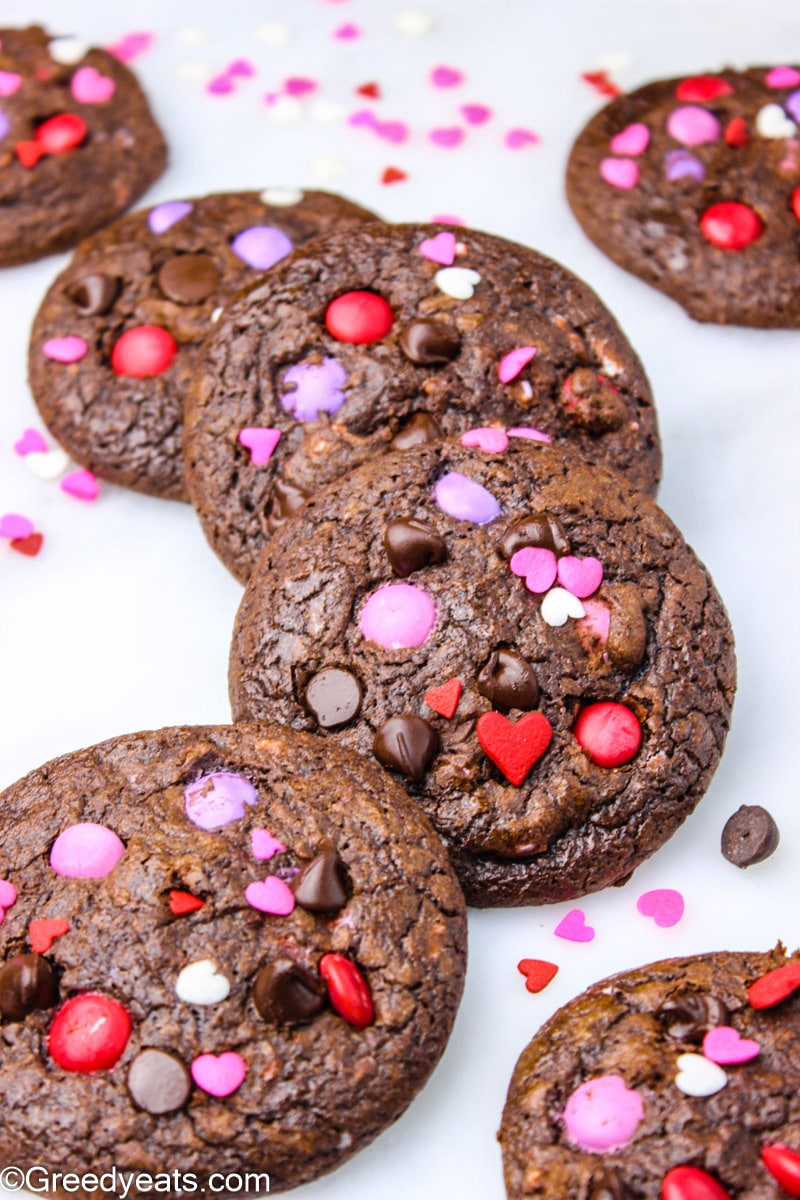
(231, 226), (293, 270)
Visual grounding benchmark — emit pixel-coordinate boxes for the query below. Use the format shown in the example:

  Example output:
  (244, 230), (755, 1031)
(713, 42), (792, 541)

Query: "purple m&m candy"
(184, 772), (258, 831)
(281, 357), (348, 420)
(231, 226), (293, 270)
(148, 201), (193, 235)
(434, 472), (501, 524)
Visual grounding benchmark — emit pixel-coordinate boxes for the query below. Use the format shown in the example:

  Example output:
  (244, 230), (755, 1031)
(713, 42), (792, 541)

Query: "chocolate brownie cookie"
(567, 66), (800, 326)
(28, 190), (379, 501)
(184, 222), (661, 583)
(0, 26), (166, 266)
(500, 946), (800, 1198)
(229, 436), (735, 907)
(0, 724), (466, 1193)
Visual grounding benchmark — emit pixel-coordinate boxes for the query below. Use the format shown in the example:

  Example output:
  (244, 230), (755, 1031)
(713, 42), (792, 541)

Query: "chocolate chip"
(721, 804), (780, 867)
(606, 584), (648, 672)
(373, 715), (439, 782)
(253, 959), (327, 1025)
(266, 479), (309, 533)
(390, 412), (443, 450)
(127, 1048), (192, 1114)
(561, 369), (627, 434)
(477, 649), (539, 712)
(399, 319), (461, 365)
(500, 512), (570, 560)
(590, 1168), (637, 1200)
(384, 517), (447, 577)
(0, 953), (58, 1021)
(291, 850), (349, 913)
(68, 272), (120, 316)
(658, 992), (729, 1043)
(158, 253), (220, 305)
(305, 668), (362, 729)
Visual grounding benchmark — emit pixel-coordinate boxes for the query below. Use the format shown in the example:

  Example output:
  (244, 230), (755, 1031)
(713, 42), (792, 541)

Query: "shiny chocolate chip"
(127, 1048), (192, 1114)
(590, 1168), (637, 1200)
(384, 517), (447, 577)
(373, 715), (439, 782)
(158, 253), (220, 305)
(253, 959), (327, 1025)
(390, 412), (443, 450)
(500, 511), (570, 559)
(399, 319), (461, 366)
(658, 992), (729, 1043)
(477, 649), (539, 712)
(0, 953), (58, 1022)
(266, 479), (309, 533)
(721, 804), (780, 868)
(305, 668), (362, 729)
(68, 272), (120, 316)
(561, 368), (627, 434)
(291, 849), (349, 913)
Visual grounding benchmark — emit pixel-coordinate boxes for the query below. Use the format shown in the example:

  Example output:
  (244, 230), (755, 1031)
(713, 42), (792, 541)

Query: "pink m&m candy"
(666, 105), (721, 146)
(360, 583), (436, 649)
(50, 823), (125, 878)
(574, 702), (642, 767)
(563, 1075), (644, 1152)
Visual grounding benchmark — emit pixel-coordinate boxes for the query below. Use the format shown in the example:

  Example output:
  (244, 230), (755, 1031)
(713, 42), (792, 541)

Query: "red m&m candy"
(111, 325), (178, 377)
(36, 113), (88, 155)
(761, 1144), (800, 1196)
(325, 291), (394, 344)
(791, 186), (800, 224)
(49, 993), (131, 1072)
(675, 75), (734, 103)
(319, 953), (374, 1028)
(574, 701), (642, 767)
(662, 1165), (732, 1199)
(699, 202), (764, 250)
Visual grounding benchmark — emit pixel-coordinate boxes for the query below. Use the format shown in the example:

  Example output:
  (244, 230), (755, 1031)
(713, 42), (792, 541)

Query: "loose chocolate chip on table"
(721, 803), (780, 867)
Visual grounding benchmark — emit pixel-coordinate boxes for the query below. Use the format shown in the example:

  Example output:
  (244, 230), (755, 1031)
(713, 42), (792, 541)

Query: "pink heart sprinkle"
(251, 829), (286, 860)
(245, 875), (296, 915)
(554, 909), (595, 943)
(461, 103), (492, 125)
(0, 70), (21, 96)
(766, 66), (800, 89)
(207, 75), (234, 96)
(498, 346), (537, 383)
(431, 212), (465, 226)
(636, 888), (685, 928)
(557, 555), (603, 599)
(510, 546), (558, 594)
(60, 470), (100, 502)
(419, 231), (456, 265)
(284, 76), (316, 96)
(333, 23), (361, 40)
(578, 598), (611, 645)
(376, 120), (409, 144)
(228, 58), (255, 78)
(43, 336), (88, 364)
(349, 109), (377, 129)
(430, 127), (464, 148)
(0, 879), (17, 911)
(238, 427), (281, 466)
(0, 513), (34, 540)
(191, 1052), (247, 1097)
(505, 127), (539, 149)
(14, 428), (48, 456)
(70, 65), (116, 104)
(106, 32), (152, 63)
(508, 427), (552, 443)
(431, 65), (464, 89)
(610, 121), (650, 156)
(600, 157), (639, 189)
(461, 427), (509, 454)
(702, 1026), (760, 1065)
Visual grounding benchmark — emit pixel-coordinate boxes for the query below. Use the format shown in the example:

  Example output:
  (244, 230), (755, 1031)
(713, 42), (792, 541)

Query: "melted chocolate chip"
(68, 272), (120, 316)
(305, 668), (363, 729)
(266, 479), (309, 533)
(721, 804), (780, 867)
(606, 584), (648, 672)
(658, 992), (729, 1043)
(384, 517), (447, 577)
(158, 253), (220, 305)
(390, 412), (443, 450)
(127, 1049), (192, 1114)
(0, 953), (58, 1022)
(291, 850), (350, 913)
(561, 368), (627, 434)
(477, 649), (539, 712)
(253, 959), (327, 1025)
(399, 319), (461, 365)
(500, 512), (570, 559)
(373, 715), (439, 782)
(590, 1168), (637, 1200)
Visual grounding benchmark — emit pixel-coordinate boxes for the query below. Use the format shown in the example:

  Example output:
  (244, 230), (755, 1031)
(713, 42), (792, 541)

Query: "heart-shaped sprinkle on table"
(0, 513), (34, 541)
(176, 959), (231, 1006)
(517, 959), (558, 993)
(476, 711), (552, 785)
(191, 1051), (247, 1097)
(238, 427), (281, 465)
(674, 1053), (727, 1096)
(430, 126), (465, 148)
(702, 1025), (760, 1065)
(510, 546), (558, 594)
(424, 678), (462, 719)
(60, 469), (100, 501)
(11, 532), (44, 557)
(70, 65), (116, 103)
(419, 231), (456, 264)
(29, 918), (70, 953)
(430, 65), (464, 88)
(14, 429), (48, 456)
(26, 448), (69, 479)
(554, 908), (595, 942)
(245, 875), (296, 915)
(636, 888), (684, 928)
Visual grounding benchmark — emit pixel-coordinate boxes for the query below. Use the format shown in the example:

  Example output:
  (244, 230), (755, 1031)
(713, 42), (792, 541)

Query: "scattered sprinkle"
(430, 126), (464, 148)
(517, 959), (558, 993)
(505, 127), (540, 149)
(554, 909), (595, 942)
(381, 166), (408, 184)
(430, 65), (464, 89)
(106, 32), (153, 63)
(636, 888), (685, 928)
(333, 23), (361, 40)
(60, 470), (100, 502)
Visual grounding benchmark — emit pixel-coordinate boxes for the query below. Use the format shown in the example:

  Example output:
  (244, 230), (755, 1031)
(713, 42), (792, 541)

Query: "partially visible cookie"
(184, 222), (660, 582)
(567, 66), (800, 325)
(0, 724), (466, 1192)
(28, 190), (379, 501)
(0, 26), (166, 266)
(229, 436), (735, 907)
(500, 947), (800, 1198)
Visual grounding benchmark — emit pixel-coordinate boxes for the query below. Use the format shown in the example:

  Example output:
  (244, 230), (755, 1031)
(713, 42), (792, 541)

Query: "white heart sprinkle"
(259, 187), (303, 207)
(265, 96), (303, 125)
(756, 103), (797, 139)
(49, 37), (89, 65)
(25, 448), (70, 480)
(434, 267), (481, 300)
(394, 9), (435, 35)
(255, 21), (292, 49)
(675, 1053), (727, 1097)
(312, 154), (348, 182)
(176, 959), (231, 1006)
(540, 587), (585, 627)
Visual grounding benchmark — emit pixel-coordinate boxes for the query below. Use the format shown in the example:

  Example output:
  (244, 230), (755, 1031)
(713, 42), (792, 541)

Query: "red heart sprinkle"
(357, 82), (381, 99)
(724, 116), (748, 147)
(15, 140), (44, 168)
(675, 74), (734, 102)
(748, 959), (800, 1009)
(662, 1166), (732, 1199)
(476, 711), (552, 786)
(10, 532), (43, 557)
(169, 890), (204, 915)
(425, 678), (462, 719)
(29, 918), (70, 954)
(761, 1144), (800, 1196)
(580, 70), (622, 98)
(381, 166), (407, 184)
(517, 959), (558, 993)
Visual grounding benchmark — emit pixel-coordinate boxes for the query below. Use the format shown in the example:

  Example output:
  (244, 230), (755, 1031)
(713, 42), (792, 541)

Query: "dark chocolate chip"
(266, 479), (309, 533)
(500, 511), (570, 559)
(384, 517), (447, 577)
(0, 953), (58, 1022)
(68, 272), (120, 316)
(291, 850), (349, 913)
(606, 584), (648, 672)
(157, 253), (220, 305)
(590, 1168), (637, 1200)
(561, 368), (627, 434)
(477, 649), (539, 712)
(390, 412), (443, 450)
(399, 319), (461, 365)
(721, 804), (780, 867)
(373, 715), (439, 782)
(658, 992), (729, 1043)
(253, 959), (327, 1025)
(127, 1048), (192, 1114)
(305, 668), (362, 729)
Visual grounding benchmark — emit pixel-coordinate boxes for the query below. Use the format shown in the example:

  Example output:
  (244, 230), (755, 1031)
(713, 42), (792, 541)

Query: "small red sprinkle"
(381, 166), (407, 185)
(29, 918), (69, 954)
(49, 993), (131, 1072)
(10, 532), (43, 557)
(791, 186), (800, 223)
(661, 1165), (732, 1199)
(111, 325), (178, 377)
(517, 959), (558, 994)
(425, 678), (463, 719)
(748, 959), (800, 1009)
(574, 702), (642, 768)
(724, 116), (749, 148)
(761, 1144), (800, 1197)
(325, 291), (394, 344)
(169, 890), (204, 915)
(319, 953), (374, 1028)
(36, 113), (88, 155)
(700, 202), (764, 250)
(15, 140), (44, 168)
(675, 75), (734, 102)
(357, 82), (381, 99)
(581, 70), (622, 98)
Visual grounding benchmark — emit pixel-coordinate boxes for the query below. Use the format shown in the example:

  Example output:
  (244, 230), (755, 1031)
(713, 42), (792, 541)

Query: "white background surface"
(2, 2), (800, 1197)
